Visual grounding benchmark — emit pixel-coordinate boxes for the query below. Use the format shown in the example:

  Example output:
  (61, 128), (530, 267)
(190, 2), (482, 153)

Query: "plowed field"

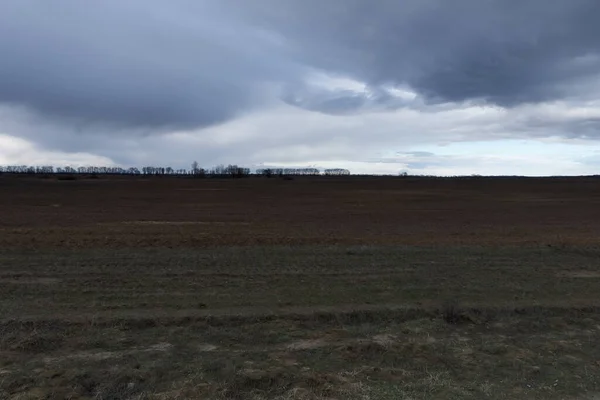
(1, 175), (600, 248)
(1, 175), (600, 399)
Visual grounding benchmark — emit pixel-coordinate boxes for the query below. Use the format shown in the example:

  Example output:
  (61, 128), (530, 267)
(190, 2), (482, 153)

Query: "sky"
(1, 0), (600, 176)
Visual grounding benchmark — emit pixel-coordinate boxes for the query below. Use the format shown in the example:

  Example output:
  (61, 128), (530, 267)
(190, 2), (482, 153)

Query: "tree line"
(255, 168), (350, 177)
(0, 163), (351, 177)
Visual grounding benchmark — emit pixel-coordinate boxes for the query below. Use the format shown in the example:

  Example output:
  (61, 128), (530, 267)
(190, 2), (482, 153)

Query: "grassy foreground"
(2, 246), (600, 399)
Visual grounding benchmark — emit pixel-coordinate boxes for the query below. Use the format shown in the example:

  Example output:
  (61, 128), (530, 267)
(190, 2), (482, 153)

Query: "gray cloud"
(2, 0), (600, 132)
(0, 1), (298, 129)
(281, 84), (413, 115)
(235, 0), (600, 108)
(2, 0), (600, 175)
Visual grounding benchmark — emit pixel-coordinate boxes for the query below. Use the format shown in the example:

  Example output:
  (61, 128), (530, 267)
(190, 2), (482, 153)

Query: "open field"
(1, 175), (600, 399)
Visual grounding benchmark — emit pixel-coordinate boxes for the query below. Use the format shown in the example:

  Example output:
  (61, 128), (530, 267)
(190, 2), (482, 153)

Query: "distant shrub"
(442, 300), (462, 324)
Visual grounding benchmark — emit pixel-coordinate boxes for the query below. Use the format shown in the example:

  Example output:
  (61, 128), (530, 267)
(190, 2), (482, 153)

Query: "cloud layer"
(0, 1), (296, 129)
(1, 1), (599, 174)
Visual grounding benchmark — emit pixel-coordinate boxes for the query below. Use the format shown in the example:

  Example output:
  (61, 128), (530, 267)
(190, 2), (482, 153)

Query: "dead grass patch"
(214, 368), (364, 400)
(0, 277), (60, 284)
(371, 334), (397, 348)
(285, 339), (330, 351)
(197, 343), (219, 352)
(42, 342), (173, 364)
(559, 271), (600, 278)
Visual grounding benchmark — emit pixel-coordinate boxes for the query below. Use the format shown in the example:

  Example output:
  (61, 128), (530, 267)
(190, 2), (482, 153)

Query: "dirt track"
(1, 175), (599, 248)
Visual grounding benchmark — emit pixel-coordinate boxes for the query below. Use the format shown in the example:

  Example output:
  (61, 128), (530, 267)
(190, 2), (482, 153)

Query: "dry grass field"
(1, 174), (600, 399)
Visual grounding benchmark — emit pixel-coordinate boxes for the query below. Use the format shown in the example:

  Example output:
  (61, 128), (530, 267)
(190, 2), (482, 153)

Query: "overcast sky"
(1, 0), (600, 175)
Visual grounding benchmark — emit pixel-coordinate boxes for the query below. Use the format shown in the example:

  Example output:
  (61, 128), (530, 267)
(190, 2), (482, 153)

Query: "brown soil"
(2, 174), (600, 399)
(1, 175), (599, 248)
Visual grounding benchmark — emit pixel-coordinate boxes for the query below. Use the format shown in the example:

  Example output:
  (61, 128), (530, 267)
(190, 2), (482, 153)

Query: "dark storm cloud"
(0, 1), (298, 129)
(235, 0), (600, 108)
(1, 0), (599, 132)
